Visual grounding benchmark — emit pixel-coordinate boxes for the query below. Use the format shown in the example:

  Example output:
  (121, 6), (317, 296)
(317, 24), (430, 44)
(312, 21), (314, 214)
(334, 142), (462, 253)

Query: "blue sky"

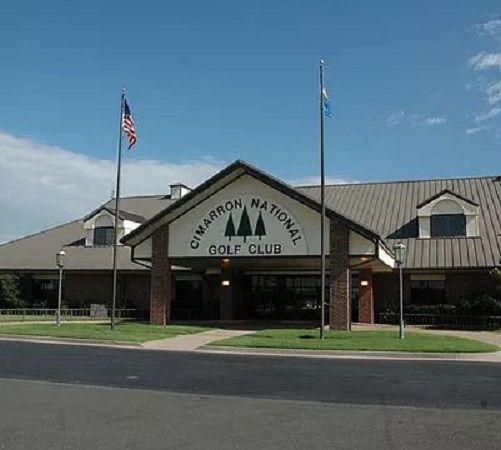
(0, 0), (500, 240)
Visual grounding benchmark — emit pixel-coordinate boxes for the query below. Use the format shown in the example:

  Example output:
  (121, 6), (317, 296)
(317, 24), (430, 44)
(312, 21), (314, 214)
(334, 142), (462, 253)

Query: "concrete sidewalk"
(141, 329), (255, 351)
(202, 345), (501, 363)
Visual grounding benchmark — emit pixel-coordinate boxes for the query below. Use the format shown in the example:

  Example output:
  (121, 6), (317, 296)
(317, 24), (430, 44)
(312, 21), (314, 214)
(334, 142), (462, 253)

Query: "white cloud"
(386, 112), (448, 127)
(385, 111), (405, 127)
(423, 117), (448, 126)
(476, 19), (501, 41)
(0, 131), (224, 243)
(474, 107), (501, 122)
(465, 125), (491, 135)
(486, 80), (501, 104)
(291, 176), (356, 186)
(468, 51), (501, 70)
(466, 19), (501, 137)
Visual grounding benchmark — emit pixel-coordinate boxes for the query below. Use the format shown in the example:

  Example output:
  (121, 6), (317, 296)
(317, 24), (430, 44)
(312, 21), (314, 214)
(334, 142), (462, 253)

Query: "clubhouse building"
(0, 160), (500, 329)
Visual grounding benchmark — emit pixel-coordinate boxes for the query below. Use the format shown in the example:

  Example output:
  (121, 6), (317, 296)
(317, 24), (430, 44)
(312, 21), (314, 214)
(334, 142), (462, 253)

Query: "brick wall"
(358, 269), (374, 324)
(150, 226), (171, 325)
(446, 272), (494, 303)
(123, 273), (151, 310)
(65, 273), (112, 307)
(329, 219), (350, 330)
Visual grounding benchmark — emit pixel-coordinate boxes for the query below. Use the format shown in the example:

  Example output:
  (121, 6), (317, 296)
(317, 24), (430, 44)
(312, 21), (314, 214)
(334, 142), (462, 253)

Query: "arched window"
(430, 200), (466, 237)
(93, 215), (115, 246)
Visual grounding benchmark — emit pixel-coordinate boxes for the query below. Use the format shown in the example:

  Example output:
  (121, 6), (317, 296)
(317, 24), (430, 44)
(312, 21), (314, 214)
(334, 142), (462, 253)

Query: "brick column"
(329, 219), (350, 330)
(149, 226), (172, 325)
(358, 269), (374, 324)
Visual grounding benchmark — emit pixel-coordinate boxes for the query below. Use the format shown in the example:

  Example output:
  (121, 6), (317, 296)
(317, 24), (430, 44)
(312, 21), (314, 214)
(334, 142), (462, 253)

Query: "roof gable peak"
(417, 189), (479, 209)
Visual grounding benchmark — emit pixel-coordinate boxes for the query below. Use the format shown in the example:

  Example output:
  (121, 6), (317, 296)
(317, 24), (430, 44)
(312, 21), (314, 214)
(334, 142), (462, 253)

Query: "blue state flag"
(322, 88), (333, 118)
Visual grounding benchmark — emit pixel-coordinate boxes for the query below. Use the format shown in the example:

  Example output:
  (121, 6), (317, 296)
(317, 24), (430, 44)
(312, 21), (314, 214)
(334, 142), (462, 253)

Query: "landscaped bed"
(0, 322), (211, 343)
(212, 329), (499, 353)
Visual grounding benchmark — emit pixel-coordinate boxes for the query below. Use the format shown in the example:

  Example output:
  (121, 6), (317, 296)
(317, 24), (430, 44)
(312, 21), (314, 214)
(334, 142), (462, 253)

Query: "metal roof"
(298, 176), (501, 269)
(0, 172), (500, 271)
(0, 196), (175, 272)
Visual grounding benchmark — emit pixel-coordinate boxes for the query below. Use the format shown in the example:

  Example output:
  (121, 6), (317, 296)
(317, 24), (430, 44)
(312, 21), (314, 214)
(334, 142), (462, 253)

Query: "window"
(410, 279), (446, 305)
(247, 275), (325, 320)
(430, 214), (466, 237)
(33, 279), (59, 307)
(94, 226), (115, 246)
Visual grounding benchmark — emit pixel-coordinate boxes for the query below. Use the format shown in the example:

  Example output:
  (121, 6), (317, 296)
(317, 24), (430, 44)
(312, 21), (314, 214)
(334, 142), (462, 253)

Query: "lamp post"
(56, 250), (66, 327)
(393, 243), (406, 339)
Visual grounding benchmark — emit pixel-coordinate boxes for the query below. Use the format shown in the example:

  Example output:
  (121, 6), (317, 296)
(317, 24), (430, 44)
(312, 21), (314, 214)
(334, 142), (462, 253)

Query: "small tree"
(224, 213), (236, 241)
(0, 274), (26, 308)
(254, 211), (266, 240)
(237, 206), (253, 243)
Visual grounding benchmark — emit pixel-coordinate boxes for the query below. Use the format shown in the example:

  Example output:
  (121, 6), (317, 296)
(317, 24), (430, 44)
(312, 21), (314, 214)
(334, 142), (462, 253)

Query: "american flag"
(122, 98), (137, 149)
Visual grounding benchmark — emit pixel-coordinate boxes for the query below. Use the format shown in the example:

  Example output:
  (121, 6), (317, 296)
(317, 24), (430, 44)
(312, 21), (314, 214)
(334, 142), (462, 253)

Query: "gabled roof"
(416, 189), (479, 209)
(0, 195), (176, 272)
(0, 220), (143, 271)
(83, 206), (146, 224)
(299, 175), (501, 269)
(122, 160), (386, 248)
(2, 163), (501, 271)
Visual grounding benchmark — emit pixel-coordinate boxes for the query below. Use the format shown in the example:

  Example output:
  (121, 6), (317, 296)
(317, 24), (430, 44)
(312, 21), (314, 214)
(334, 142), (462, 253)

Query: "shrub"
(0, 274), (27, 308)
(457, 294), (501, 316)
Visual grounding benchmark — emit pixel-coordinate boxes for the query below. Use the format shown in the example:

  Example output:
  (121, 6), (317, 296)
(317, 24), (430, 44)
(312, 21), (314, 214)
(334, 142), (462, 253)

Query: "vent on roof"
(170, 183), (191, 200)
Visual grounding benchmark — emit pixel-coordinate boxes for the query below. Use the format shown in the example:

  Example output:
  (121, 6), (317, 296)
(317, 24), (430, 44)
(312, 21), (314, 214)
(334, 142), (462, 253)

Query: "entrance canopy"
(122, 160), (395, 272)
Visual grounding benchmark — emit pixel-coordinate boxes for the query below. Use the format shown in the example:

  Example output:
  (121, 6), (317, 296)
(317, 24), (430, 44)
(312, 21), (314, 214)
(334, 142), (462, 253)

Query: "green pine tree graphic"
(224, 213), (236, 241)
(237, 206), (253, 243)
(254, 211), (266, 240)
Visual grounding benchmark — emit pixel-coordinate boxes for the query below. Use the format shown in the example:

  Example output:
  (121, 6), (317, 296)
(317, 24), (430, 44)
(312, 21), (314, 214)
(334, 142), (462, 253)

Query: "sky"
(0, 0), (500, 242)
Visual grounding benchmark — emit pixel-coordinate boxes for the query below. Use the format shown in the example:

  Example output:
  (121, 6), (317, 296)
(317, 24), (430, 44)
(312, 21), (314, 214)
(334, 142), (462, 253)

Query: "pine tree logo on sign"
(224, 207), (267, 243)
(188, 196), (305, 257)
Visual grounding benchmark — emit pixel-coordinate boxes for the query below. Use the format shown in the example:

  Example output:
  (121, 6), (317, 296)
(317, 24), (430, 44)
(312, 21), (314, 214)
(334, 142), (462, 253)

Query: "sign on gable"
(186, 195), (306, 256)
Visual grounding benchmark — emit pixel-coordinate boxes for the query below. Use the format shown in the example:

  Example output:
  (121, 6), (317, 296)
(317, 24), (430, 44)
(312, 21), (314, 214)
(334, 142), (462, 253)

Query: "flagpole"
(319, 60), (326, 340)
(111, 88), (125, 330)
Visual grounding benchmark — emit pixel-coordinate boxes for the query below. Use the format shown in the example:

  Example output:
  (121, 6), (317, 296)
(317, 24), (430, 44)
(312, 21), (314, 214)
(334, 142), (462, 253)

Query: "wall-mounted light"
(221, 280), (230, 287)
(222, 258), (231, 267)
(360, 280), (369, 287)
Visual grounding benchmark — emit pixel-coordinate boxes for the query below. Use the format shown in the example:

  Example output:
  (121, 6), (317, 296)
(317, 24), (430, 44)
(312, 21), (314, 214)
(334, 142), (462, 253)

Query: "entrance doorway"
(243, 275), (327, 321)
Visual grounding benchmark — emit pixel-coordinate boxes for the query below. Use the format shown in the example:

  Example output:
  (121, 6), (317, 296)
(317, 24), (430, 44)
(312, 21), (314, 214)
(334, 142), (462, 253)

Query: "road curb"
(201, 345), (501, 363)
(0, 334), (142, 348)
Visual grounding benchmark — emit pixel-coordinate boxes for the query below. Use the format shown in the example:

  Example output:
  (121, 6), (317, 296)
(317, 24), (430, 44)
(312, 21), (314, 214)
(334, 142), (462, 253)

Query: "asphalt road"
(0, 341), (500, 449)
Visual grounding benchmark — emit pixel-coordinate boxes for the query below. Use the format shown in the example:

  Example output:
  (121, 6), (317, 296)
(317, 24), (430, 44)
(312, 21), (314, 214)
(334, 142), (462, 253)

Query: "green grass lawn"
(0, 322), (211, 343)
(213, 329), (499, 353)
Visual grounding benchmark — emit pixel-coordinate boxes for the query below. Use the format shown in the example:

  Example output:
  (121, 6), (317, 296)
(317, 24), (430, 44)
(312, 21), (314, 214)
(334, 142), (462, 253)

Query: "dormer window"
(430, 214), (466, 237)
(417, 190), (479, 239)
(94, 226), (115, 246)
(93, 216), (115, 246)
(83, 206), (145, 247)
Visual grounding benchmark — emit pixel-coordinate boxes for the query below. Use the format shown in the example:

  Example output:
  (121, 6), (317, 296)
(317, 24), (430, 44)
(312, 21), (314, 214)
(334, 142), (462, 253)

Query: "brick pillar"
(358, 269), (374, 324)
(329, 219), (350, 330)
(149, 226), (171, 325)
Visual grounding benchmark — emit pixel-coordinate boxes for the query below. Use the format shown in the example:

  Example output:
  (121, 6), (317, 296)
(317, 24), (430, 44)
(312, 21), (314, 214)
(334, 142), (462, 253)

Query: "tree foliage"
(237, 206), (253, 243)
(224, 213), (236, 241)
(254, 211), (266, 240)
(0, 274), (26, 308)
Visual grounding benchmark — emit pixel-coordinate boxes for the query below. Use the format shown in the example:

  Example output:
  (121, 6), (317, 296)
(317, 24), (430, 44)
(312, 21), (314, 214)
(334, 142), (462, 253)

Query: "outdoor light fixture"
(394, 243), (406, 266)
(393, 242), (406, 339)
(360, 280), (369, 287)
(55, 250), (66, 327)
(221, 280), (230, 287)
(221, 258), (231, 267)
